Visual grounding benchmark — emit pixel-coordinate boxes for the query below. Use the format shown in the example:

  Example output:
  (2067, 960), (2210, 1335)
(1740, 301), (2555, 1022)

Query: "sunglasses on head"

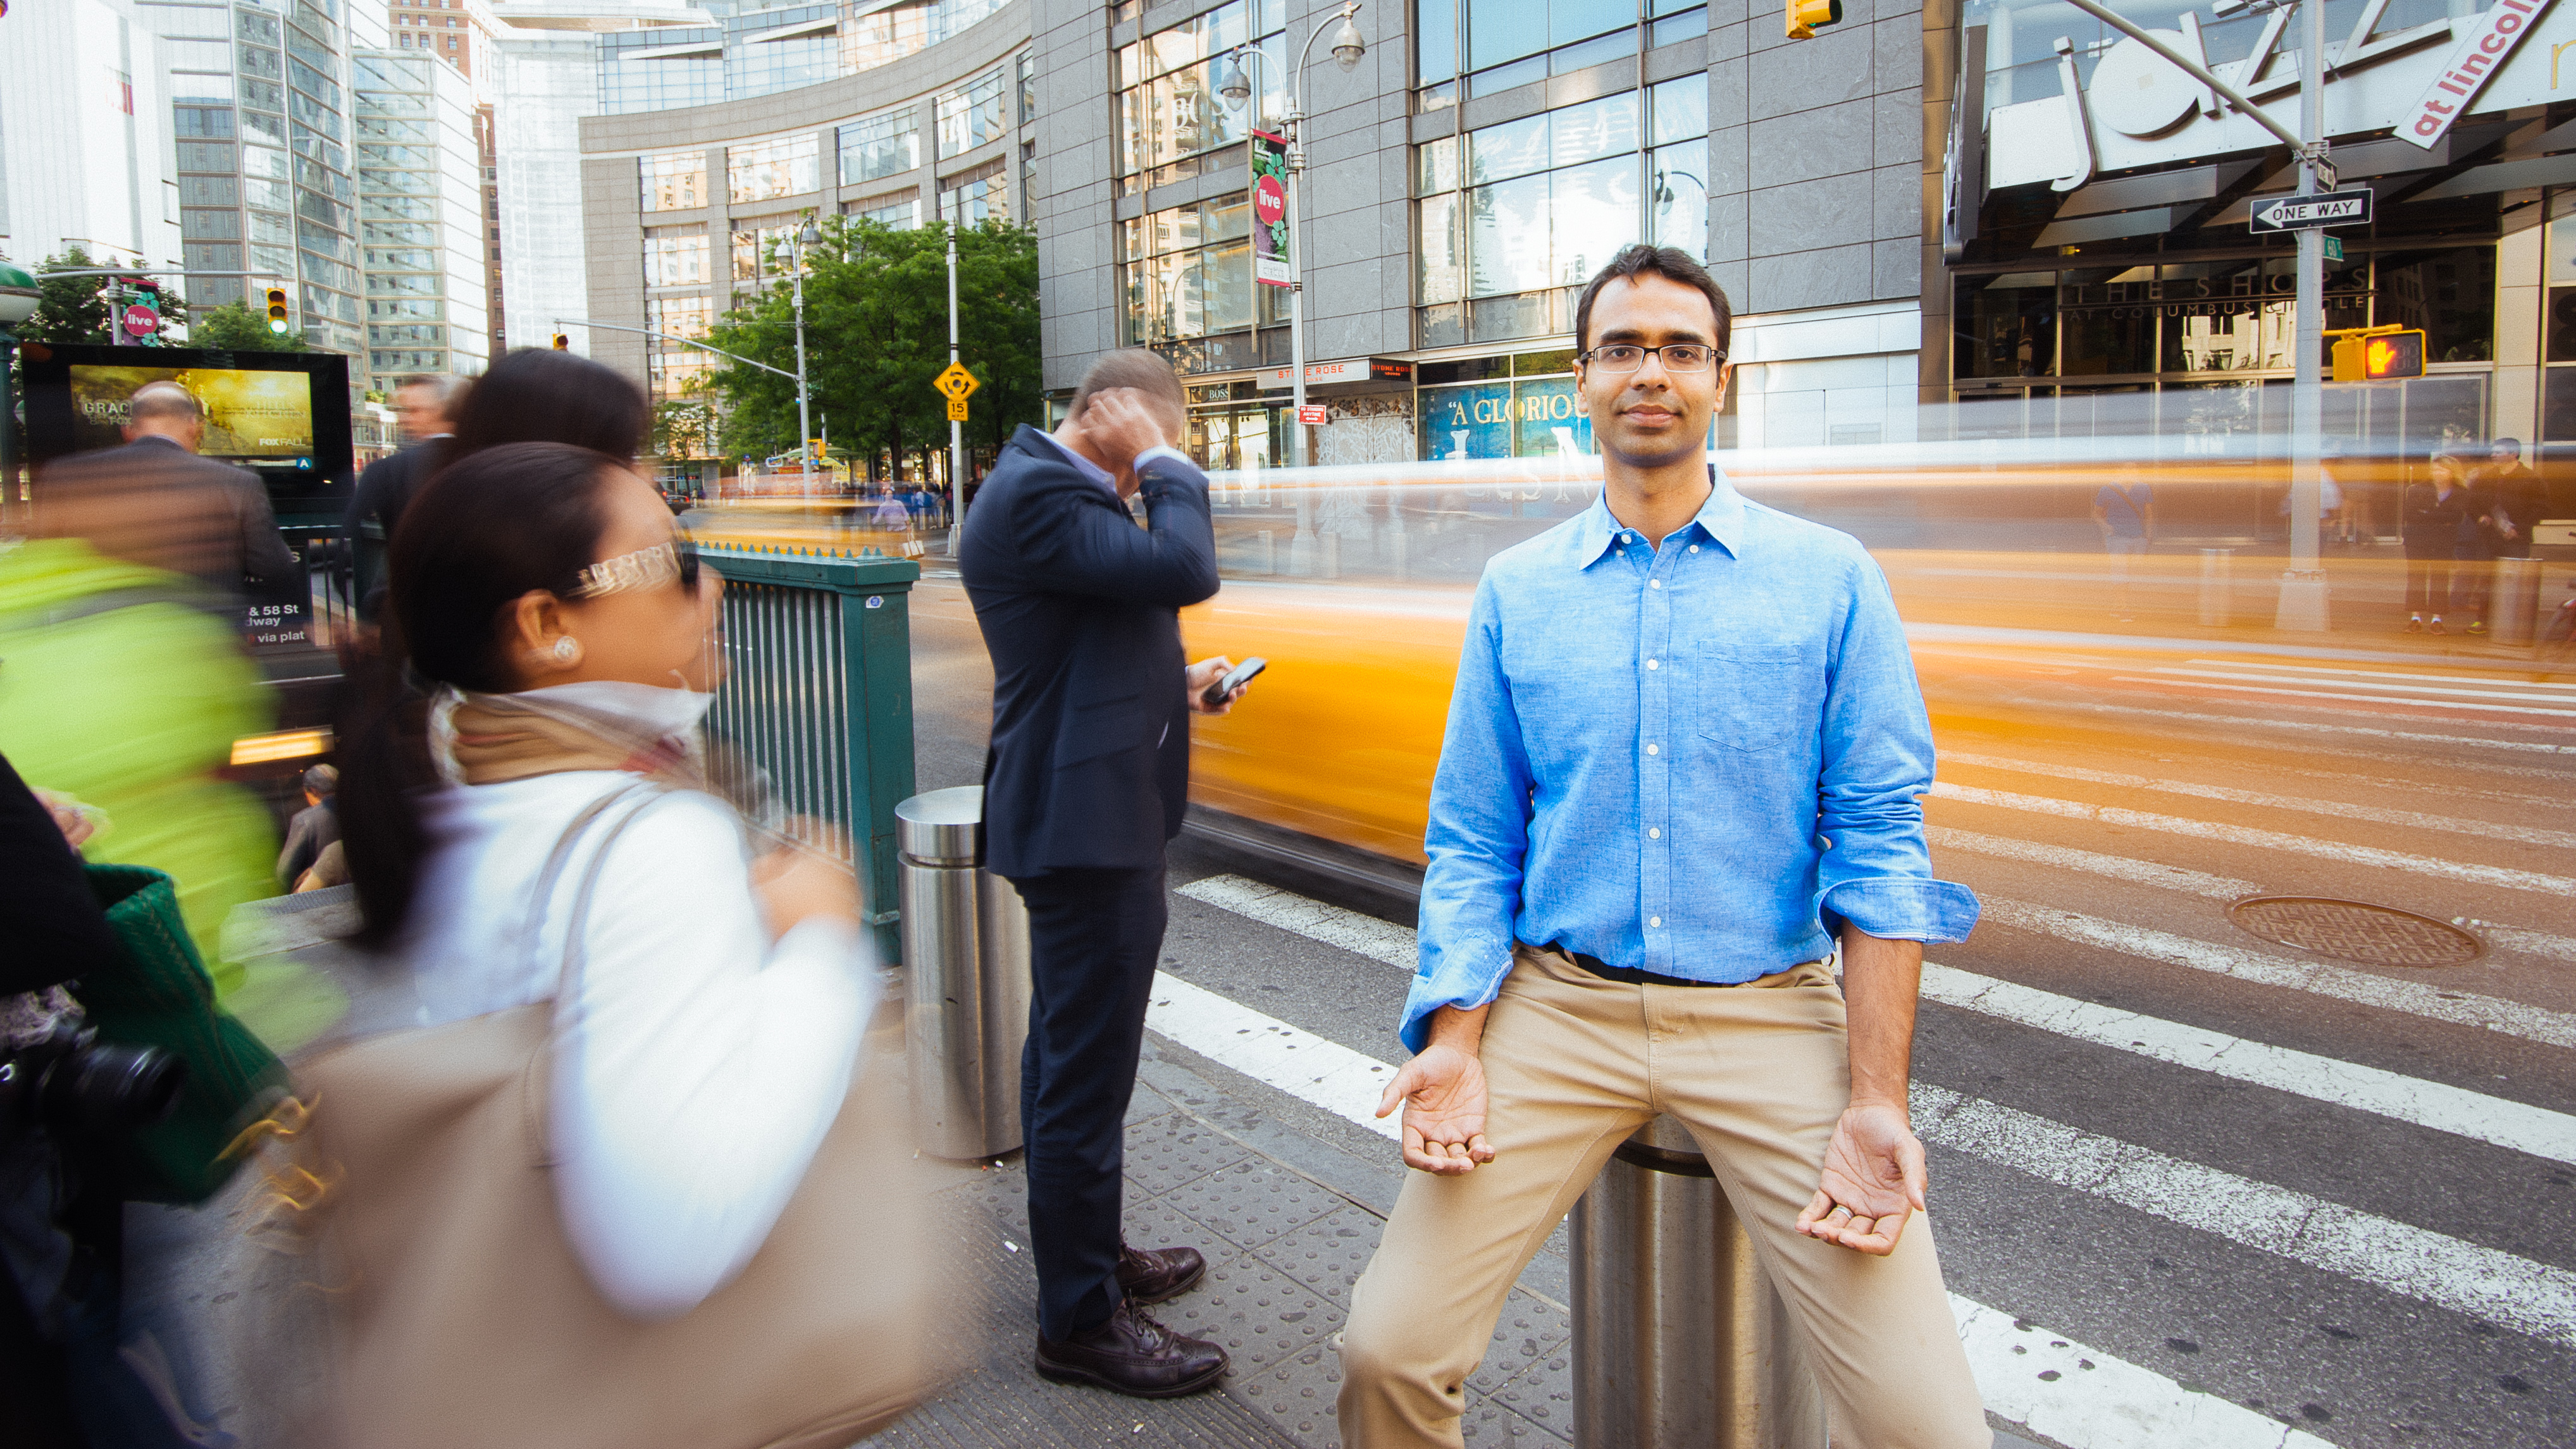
(570, 534), (700, 600)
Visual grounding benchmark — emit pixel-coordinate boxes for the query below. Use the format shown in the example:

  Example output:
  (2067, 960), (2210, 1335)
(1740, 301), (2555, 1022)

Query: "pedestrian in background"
(321, 440), (928, 1443)
(2481, 438), (2541, 563)
(34, 379), (299, 600)
(346, 373), (468, 623)
(2401, 453), (2474, 634)
(2090, 477), (2154, 622)
(1338, 245), (1989, 1449)
(959, 348), (1248, 1398)
(275, 763), (340, 889)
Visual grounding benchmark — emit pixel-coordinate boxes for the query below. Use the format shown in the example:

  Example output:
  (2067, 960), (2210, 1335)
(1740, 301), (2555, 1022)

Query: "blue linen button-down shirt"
(1403, 474), (1979, 1052)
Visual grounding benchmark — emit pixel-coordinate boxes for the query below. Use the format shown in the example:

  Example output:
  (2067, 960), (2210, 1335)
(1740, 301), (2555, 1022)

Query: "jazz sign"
(1981, 0), (2570, 193)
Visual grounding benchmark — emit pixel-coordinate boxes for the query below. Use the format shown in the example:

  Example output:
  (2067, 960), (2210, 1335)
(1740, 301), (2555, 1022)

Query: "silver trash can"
(895, 786), (1032, 1159)
(2492, 556), (2543, 646)
(1570, 1116), (1826, 1449)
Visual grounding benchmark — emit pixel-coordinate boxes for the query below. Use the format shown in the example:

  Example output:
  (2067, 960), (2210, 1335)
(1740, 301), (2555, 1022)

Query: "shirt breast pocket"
(1696, 641), (1825, 754)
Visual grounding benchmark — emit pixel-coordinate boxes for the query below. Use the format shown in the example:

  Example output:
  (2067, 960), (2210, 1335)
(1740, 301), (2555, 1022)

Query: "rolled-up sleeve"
(1407, 575), (1533, 1053)
(1812, 555), (1979, 944)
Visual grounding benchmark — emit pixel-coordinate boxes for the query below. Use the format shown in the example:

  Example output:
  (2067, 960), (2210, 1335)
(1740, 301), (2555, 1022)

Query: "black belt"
(1550, 945), (1740, 989)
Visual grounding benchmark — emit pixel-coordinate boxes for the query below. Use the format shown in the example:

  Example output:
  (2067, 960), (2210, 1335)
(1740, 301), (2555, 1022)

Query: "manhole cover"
(2226, 896), (2484, 968)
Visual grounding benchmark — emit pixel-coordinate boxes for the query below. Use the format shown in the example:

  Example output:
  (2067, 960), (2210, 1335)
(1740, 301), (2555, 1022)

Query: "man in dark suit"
(346, 372), (466, 620)
(962, 348), (1248, 1398)
(36, 380), (297, 598)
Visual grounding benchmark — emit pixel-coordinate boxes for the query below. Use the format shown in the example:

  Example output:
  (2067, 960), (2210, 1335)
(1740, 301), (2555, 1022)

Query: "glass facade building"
(150, 0), (380, 356)
(597, 0), (1013, 114)
(353, 51), (492, 388)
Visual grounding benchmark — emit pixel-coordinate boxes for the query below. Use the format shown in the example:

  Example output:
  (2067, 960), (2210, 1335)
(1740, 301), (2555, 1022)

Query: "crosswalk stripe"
(1919, 963), (2576, 1166)
(1931, 782), (2576, 896)
(1182, 875), (2576, 1164)
(2061, 701), (2575, 755)
(2474, 923), (2576, 967)
(1928, 826), (2257, 900)
(2115, 674), (2576, 720)
(1982, 898), (2576, 1051)
(1915, 1084), (2576, 1348)
(1941, 752), (2576, 853)
(1140, 949), (2546, 1441)
(2158, 659), (2576, 699)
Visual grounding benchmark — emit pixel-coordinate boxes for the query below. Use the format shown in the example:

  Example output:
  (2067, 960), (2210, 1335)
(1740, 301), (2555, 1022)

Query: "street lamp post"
(788, 216), (823, 478)
(0, 262), (40, 517)
(1220, 1), (1365, 475)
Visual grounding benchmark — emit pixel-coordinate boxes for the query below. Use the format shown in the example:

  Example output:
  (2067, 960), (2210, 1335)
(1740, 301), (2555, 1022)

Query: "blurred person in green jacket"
(0, 535), (339, 1049)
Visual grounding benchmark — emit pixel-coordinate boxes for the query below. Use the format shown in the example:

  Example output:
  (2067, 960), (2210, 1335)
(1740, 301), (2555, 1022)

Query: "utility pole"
(2277, 0), (2331, 631)
(947, 227), (965, 555)
(2055, 0), (2331, 629)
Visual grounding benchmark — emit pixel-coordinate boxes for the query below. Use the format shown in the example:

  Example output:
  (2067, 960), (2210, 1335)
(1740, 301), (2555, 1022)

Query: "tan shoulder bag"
(294, 786), (944, 1449)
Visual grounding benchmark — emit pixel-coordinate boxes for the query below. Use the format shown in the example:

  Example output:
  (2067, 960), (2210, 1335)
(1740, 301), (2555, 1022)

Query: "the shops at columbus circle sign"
(1981, 0), (2568, 193)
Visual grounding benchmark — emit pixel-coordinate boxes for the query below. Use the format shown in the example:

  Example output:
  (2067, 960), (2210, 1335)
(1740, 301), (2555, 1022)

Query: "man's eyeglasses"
(1577, 343), (1725, 373)
(571, 535), (700, 599)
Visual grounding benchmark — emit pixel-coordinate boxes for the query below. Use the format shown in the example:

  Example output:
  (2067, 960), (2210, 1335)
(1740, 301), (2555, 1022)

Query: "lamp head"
(799, 219), (822, 248)
(1217, 52), (1251, 104)
(1330, 9), (1365, 68)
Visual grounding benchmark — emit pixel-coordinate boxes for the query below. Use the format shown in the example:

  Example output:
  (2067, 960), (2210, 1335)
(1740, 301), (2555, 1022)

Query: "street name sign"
(2247, 188), (2374, 233)
(933, 362), (979, 400)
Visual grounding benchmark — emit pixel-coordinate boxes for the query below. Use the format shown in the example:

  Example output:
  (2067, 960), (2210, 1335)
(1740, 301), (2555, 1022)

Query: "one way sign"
(2247, 188), (2373, 233)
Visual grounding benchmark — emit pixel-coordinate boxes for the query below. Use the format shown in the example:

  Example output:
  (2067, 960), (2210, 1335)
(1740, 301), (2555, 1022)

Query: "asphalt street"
(908, 567), (2576, 1449)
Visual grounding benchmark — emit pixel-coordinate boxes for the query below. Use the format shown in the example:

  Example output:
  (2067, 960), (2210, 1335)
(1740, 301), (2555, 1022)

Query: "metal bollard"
(2198, 548), (2234, 627)
(2492, 557), (2543, 646)
(1570, 1116), (1826, 1449)
(1253, 529), (1277, 576)
(1320, 529), (1342, 580)
(895, 786), (1032, 1159)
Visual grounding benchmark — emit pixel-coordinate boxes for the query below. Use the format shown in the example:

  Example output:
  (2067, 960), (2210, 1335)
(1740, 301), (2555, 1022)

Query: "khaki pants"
(1338, 946), (1988, 1449)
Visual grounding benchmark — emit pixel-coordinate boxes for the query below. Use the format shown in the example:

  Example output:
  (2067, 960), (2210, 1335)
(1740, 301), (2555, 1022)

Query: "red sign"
(1295, 405), (1328, 426)
(121, 303), (160, 338)
(1254, 173), (1287, 226)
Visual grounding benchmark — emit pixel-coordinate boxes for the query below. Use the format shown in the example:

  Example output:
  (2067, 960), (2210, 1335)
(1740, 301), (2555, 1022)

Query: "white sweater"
(402, 737), (872, 1319)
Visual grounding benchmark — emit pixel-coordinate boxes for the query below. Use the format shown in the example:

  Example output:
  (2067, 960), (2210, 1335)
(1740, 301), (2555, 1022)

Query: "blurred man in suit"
(346, 372), (468, 620)
(36, 379), (297, 598)
(960, 348), (1248, 1398)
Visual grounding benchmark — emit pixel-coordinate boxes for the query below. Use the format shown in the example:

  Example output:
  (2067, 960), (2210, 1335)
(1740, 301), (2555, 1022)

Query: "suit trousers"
(1338, 946), (1988, 1449)
(1012, 865), (1169, 1341)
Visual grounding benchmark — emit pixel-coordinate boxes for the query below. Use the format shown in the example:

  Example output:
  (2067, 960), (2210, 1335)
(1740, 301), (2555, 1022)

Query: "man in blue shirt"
(1336, 247), (1989, 1448)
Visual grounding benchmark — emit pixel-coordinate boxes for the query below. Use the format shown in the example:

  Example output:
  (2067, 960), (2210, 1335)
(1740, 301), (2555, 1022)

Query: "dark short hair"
(1069, 348), (1187, 422)
(2494, 437), (2523, 452)
(450, 348), (648, 463)
(128, 380), (204, 425)
(302, 763), (338, 796)
(1572, 245), (1733, 358)
(396, 373), (470, 410)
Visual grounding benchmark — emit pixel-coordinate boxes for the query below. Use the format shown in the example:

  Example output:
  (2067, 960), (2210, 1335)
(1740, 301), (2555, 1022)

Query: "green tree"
(701, 218), (1041, 481)
(16, 245), (190, 345)
(650, 397), (719, 459)
(187, 298), (308, 352)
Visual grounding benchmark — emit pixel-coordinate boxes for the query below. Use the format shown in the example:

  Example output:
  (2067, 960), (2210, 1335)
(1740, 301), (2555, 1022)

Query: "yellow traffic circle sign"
(934, 362), (979, 400)
(946, 397), (969, 421)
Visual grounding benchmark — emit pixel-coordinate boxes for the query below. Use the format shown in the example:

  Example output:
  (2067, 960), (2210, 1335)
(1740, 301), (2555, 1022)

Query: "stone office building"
(574, 0), (1948, 465)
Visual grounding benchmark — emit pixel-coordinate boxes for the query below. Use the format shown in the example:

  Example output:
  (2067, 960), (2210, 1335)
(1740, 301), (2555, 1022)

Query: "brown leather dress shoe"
(1115, 1243), (1206, 1305)
(1034, 1299), (1228, 1398)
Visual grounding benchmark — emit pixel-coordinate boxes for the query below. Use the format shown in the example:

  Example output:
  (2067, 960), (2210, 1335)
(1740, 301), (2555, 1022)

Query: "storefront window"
(2374, 247), (2494, 364)
(1954, 274), (2053, 379)
(2057, 268), (2157, 376)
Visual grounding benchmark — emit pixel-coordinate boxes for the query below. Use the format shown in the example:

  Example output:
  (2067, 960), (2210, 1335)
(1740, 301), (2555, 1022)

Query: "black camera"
(0, 1023), (187, 1135)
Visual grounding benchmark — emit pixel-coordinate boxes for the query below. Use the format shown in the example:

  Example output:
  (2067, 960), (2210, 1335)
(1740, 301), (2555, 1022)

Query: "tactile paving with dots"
(1251, 1206), (1382, 1302)
(1162, 1159), (1347, 1252)
(1124, 1116), (1259, 1197)
(1159, 1253), (1344, 1372)
(1465, 1292), (1572, 1440)
(1230, 1339), (1346, 1447)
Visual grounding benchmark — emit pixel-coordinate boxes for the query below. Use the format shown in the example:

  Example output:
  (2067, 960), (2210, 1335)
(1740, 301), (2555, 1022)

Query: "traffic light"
(265, 287), (290, 334)
(1786, 0), (1841, 39)
(2329, 327), (2426, 382)
(552, 333), (569, 350)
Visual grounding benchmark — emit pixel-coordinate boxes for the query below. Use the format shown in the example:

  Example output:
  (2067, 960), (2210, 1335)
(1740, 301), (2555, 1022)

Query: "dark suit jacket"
(961, 424), (1219, 879)
(35, 435), (297, 597)
(345, 437), (450, 620)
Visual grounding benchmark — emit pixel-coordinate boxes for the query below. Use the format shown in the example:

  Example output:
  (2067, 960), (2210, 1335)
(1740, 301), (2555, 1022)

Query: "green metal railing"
(702, 543), (919, 962)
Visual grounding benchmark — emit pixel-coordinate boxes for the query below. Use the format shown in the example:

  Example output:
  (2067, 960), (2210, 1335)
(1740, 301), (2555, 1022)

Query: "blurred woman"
(447, 349), (650, 466)
(340, 442), (870, 1313)
(2401, 455), (2475, 634)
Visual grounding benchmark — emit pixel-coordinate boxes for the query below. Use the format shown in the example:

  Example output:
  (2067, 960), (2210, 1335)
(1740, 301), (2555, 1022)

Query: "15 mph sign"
(2248, 188), (2374, 233)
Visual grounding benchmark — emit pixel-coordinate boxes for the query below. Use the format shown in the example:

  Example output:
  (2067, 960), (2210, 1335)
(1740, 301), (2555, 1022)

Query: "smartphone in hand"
(1202, 656), (1268, 708)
